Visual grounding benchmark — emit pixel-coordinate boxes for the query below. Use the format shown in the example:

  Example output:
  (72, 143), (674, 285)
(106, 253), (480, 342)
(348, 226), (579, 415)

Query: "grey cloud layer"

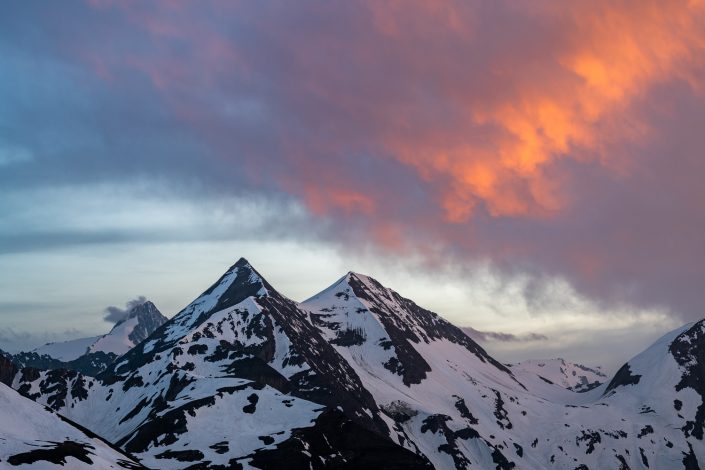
(104, 296), (148, 324)
(1, 1), (704, 322)
(461, 327), (549, 343)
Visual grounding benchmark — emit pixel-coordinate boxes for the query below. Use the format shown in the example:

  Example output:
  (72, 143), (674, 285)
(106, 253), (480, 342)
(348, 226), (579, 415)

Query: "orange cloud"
(304, 187), (376, 216)
(80, 0), (705, 224)
(41, 0), (705, 315)
(84, 0), (705, 234)
(366, 0), (705, 222)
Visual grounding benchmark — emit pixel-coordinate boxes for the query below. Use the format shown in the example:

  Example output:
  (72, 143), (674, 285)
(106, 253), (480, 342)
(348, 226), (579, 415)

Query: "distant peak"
(127, 300), (158, 317)
(112, 300), (166, 331)
(133, 299), (153, 309)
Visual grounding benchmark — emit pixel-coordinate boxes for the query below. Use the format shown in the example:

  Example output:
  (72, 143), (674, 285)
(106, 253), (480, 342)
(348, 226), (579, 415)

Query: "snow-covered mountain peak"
(219, 257), (272, 297)
(345, 270), (371, 282)
(87, 300), (168, 357)
(169, 258), (271, 322)
(307, 269), (419, 312)
(112, 300), (160, 326)
(303, 271), (519, 388)
(106, 258), (277, 374)
(8, 262), (705, 469)
(16, 301), (168, 376)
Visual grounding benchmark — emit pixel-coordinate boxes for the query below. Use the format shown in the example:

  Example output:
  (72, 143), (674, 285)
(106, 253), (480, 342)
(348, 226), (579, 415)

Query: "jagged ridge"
(2, 258), (705, 469)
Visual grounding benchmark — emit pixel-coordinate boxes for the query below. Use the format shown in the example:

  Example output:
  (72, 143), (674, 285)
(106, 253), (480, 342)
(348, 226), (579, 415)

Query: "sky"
(2, 0), (705, 372)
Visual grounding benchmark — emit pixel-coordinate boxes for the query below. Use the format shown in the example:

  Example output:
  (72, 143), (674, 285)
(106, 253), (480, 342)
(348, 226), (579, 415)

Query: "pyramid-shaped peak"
(345, 271), (385, 289)
(100, 300), (168, 352)
(346, 271), (369, 280)
(206, 257), (275, 300)
(110, 299), (160, 328)
(109, 258), (278, 371)
(223, 257), (268, 283)
(232, 257), (253, 269)
(126, 300), (167, 325)
(110, 300), (166, 333)
(346, 271), (389, 292)
(126, 299), (158, 317)
(303, 270), (389, 306)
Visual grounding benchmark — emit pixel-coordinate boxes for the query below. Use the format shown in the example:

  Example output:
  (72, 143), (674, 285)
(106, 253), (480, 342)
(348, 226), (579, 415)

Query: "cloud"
(0, 182), (313, 255)
(0, 327), (84, 353)
(0, 142), (32, 167)
(103, 296), (148, 324)
(461, 327), (548, 343)
(3, 1), (705, 321)
(0, 327), (31, 345)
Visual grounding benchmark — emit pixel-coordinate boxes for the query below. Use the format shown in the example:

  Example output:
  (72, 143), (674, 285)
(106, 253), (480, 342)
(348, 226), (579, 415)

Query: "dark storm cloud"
(2, 1), (705, 320)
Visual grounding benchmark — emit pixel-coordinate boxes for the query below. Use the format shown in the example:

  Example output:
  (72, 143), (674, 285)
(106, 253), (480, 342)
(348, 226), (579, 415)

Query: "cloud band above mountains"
(461, 327), (549, 343)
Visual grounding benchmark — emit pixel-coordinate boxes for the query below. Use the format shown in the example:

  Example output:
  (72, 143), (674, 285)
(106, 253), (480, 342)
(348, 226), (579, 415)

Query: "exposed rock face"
(9, 350), (119, 377)
(12, 301), (168, 377)
(0, 349), (18, 386)
(3, 258), (705, 469)
(0, 382), (144, 469)
(603, 363), (641, 394)
(509, 358), (607, 392)
(8, 259), (431, 469)
(670, 320), (705, 440)
(123, 301), (168, 345)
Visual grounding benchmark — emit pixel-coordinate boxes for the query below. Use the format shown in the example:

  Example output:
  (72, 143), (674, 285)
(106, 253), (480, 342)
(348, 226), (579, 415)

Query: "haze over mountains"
(8, 301), (167, 377)
(0, 258), (702, 469)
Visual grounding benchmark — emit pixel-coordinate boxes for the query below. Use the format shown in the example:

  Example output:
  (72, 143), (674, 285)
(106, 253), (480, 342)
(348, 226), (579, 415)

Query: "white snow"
(509, 358), (607, 392)
(301, 271), (705, 469)
(88, 317), (139, 356)
(0, 382), (139, 469)
(10, 261), (705, 470)
(33, 336), (101, 362)
(30, 303), (165, 361)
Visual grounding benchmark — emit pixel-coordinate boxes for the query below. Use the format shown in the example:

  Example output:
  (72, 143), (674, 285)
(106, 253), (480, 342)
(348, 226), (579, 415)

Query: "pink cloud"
(69, 0), (705, 318)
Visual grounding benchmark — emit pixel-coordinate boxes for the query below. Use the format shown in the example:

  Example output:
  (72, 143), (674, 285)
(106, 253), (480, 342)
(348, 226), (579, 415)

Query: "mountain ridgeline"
(8, 301), (168, 377)
(0, 257), (703, 469)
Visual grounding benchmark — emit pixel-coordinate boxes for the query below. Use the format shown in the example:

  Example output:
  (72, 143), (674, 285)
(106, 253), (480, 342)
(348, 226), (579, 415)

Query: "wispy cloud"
(103, 296), (147, 324)
(461, 327), (548, 343)
(0, 327), (85, 353)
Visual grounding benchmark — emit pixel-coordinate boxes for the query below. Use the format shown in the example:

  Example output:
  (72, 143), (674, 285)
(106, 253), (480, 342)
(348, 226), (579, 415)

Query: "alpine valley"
(0, 258), (703, 469)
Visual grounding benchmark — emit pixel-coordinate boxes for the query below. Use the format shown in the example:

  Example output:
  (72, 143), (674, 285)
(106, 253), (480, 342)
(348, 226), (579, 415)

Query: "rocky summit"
(0, 258), (703, 469)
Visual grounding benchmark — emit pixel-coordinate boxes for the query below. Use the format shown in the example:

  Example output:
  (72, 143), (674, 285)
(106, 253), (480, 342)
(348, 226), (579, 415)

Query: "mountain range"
(8, 301), (167, 376)
(0, 257), (702, 469)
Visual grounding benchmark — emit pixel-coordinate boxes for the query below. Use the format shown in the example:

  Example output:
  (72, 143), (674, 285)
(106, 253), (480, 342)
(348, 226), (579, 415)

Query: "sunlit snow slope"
(0, 382), (143, 469)
(2, 258), (704, 469)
